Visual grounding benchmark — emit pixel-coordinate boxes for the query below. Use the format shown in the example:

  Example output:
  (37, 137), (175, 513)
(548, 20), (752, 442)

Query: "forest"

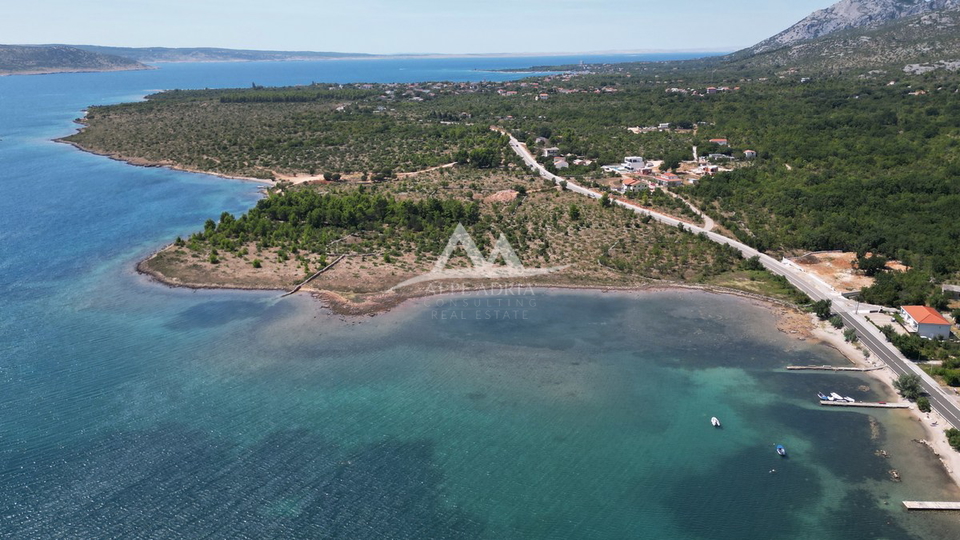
(185, 188), (480, 258)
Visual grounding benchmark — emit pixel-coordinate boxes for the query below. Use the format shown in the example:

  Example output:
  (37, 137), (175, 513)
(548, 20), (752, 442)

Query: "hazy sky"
(4, 1), (834, 54)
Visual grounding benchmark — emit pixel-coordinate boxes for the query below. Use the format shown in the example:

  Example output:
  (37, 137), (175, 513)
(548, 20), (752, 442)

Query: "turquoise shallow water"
(2, 57), (960, 539)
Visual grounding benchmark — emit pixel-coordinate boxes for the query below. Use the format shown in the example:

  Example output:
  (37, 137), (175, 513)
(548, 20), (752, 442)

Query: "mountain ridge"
(748, 0), (960, 54)
(0, 44), (147, 75)
(727, 2), (960, 73)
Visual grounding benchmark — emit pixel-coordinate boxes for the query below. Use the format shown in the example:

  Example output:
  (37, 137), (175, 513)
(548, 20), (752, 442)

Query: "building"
(708, 153), (734, 161)
(553, 157), (569, 169)
(654, 174), (683, 187)
(900, 306), (953, 339)
(744, 149), (757, 159)
(543, 147), (561, 157)
(697, 164), (719, 175)
(709, 138), (729, 146)
(621, 178), (645, 192)
(706, 87), (718, 95)
(624, 156), (646, 171)
(658, 122), (671, 130)
(944, 284), (960, 300)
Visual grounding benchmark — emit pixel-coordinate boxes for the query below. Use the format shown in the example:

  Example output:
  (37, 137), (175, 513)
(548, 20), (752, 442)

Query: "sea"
(1, 54), (959, 539)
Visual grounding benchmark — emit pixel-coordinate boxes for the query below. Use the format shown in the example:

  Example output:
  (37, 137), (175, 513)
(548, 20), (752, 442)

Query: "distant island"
(0, 44), (147, 75)
(65, 45), (378, 63)
(0, 44), (383, 76)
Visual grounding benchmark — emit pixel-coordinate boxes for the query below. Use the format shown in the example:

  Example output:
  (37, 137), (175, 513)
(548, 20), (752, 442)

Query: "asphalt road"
(503, 130), (960, 428)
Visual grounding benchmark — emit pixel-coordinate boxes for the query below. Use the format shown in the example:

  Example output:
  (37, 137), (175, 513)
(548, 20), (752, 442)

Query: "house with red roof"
(709, 138), (728, 146)
(900, 306), (953, 339)
(620, 178), (645, 192)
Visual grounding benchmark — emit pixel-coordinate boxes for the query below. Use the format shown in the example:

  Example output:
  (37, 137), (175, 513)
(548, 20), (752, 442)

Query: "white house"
(654, 174), (683, 187)
(900, 306), (953, 339)
(624, 156), (646, 171)
(621, 178), (645, 192)
(543, 147), (561, 157)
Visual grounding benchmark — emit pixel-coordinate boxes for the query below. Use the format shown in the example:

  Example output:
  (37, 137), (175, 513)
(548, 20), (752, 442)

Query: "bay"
(1, 54), (959, 539)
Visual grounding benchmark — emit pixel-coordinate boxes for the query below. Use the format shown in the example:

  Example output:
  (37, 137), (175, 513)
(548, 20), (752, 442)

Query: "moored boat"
(817, 392), (829, 401)
(776, 444), (787, 457)
(830, 392), (844, 401)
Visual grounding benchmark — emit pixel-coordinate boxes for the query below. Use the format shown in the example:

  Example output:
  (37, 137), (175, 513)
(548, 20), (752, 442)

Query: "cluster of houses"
(597, 155), (688, 193)
(665, 85), (740, 96)
(627, 122), (673, 134)
(541, 146), (594, 170)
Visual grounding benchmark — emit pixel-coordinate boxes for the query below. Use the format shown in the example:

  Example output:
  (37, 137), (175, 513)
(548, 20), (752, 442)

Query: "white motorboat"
(711, 416), (721, 428)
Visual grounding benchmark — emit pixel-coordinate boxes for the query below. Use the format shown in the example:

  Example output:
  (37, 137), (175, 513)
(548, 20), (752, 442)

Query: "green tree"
(829, 314), (844, 329)
(946, 428), (960, 452)
(742, 255), (764, 271)
(917, 396), (931, 413)
(843, 328), (858, 343)
(928, 292), (949, 312)
(893, 373), (923, 401)
(855, 254), (887, 277)
(812, 299), (832, 320)
(568, 204), (581, 221)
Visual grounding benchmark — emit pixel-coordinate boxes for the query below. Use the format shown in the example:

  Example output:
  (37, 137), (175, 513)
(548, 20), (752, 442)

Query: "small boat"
(844, 396), (856, 403)
(711, 416), (721, 427)
(817, 392), (829, 401)
(776, 444), (787, 457)
(830, 392), (844, 401)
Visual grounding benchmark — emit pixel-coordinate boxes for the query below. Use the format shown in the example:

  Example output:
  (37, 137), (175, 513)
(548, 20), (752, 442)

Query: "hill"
(726, 3), (960, 74)
(69, 46), (377, 63)
(749, 0), (959, 54)
(0, 44), (147, 75)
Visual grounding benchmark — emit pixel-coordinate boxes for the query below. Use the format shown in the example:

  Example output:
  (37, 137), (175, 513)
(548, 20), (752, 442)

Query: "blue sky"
(4, 0), (834, 54)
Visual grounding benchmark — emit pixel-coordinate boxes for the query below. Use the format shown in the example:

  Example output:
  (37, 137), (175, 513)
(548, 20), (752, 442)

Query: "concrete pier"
(819, 401), (910, 409)
(903, 501), (960, 510)
(787, 365), (883, 372)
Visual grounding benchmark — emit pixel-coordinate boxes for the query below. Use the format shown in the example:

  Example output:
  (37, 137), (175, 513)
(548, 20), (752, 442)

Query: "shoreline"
(135, 248), (960, 489)
(0, 65), (155, 77)
(809, 316), (960, 490)
(135, 244), (802, 316)
(55, 138), (275, 185)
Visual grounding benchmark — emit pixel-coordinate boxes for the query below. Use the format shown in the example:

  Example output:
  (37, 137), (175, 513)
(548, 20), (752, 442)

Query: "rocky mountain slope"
(0, 45), (147, 75)
(729, 3), (960, 73)
(749, 0), (959, 53)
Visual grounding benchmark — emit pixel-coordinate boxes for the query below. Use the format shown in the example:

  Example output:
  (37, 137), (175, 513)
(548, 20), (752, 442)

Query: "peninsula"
(0, 44), (148, 76)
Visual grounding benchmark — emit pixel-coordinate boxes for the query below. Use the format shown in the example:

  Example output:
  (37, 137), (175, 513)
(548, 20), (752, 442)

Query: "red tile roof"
(902, 306), (952, 326)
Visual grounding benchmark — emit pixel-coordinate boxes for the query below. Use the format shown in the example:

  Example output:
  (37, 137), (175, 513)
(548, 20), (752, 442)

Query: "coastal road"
(500, 129), (960, 429)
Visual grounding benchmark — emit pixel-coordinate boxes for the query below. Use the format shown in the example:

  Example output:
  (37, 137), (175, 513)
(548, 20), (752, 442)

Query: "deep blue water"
(2, 56), (960, 539)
